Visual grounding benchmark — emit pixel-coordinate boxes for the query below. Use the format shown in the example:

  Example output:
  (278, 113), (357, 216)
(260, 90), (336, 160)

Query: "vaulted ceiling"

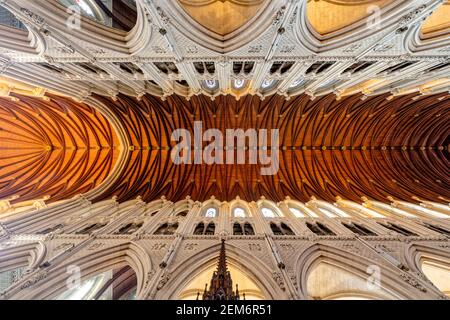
(306, 0), (394, 36)
(0, 94), (119, 204)
(421, 0), (450, 40)
(177, 0), (267, 36)
(92, 92), (449, 203)
(0, 88), (449, 205)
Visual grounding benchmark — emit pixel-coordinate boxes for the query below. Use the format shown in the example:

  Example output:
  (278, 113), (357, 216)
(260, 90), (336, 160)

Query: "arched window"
(194, 223), (205, 235)
(270, 222), (295, 236)
(422, 223), (450, 237)
(177, 210), (189, 217)
(205, 223), (216, 235)
(243, 223), (255, 235)
(306, 222), (336, 236)
(37, 224), (64, 235)
(194, 222), (215, 235)
(55, 266), (137, 300)
(270, 223), (283, 235)
(233, 222), (255, 236)
(58, 0), (137, 31)
(234, 79), (245, 89)
(233, 222), (243, 235)
(204, 80), (217, 89)
(154, 223), (178, 235)
(76, 222), (106, 235)
(377, 222), (418, 236)
(261, 79), (274, 89)
(115, 222), (143, 235)
(233, 207), (246, 218)
(205, 208), (218, 218)
(342, 222), (376, 236)
(289, 207), (305, 218)
(0, 267), (25, 292)
(280, 223), (295, 235)
(261, 207), (277, 218)
(0, 5), (25, 29)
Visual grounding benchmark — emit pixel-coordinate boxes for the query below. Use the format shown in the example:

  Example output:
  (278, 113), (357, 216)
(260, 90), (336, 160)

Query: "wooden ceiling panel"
(93, 93), (450, 204)
(0, 92), (448, 205)
(0, 94), (119, 204)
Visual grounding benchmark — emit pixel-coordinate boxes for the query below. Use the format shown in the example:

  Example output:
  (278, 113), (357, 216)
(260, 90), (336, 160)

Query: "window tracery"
(115, 222), (143, 235)
(194, 222), (215, 235)
(233, 222), (255, 236)
(306, 222), (336, 236)
(76, 222), (107, 235)
(233, 207), (247, 218)
(261, 207), (277, 218)
(342, 222), (377, 236)
(377, 222), (418, 236)
(154, 222), (179, 235)
(270, 222), (294, 236)
(205, 208), (218, 218)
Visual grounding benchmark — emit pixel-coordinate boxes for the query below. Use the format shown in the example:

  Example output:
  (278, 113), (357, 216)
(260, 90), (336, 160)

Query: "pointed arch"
(406, 1), (450, 52)
(10, 242), (151, 300)
(405, 243), (450, 297)
(296, 0), (411, 52)
(0, 241), (45, 273)
(200, 199), (221, 218)
(295, 243), (425, 300)
(257, 200), (284, 218)
(160, 0), (284, 53)
(157, 242), (286, 300)
(229, 199), (252, 218)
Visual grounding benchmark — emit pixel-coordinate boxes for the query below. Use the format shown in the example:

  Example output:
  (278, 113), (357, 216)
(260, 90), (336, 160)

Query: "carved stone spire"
(201, 240), (240, 300)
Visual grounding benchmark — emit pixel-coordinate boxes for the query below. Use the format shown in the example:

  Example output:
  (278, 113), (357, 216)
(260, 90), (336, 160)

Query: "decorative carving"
(273, 6), (286, 25)
(288, 270), (298, 291)
(341, 243), (362, 255)
(248, 243), (262, 251)
(144, 270), (156, 288)
(272, 271), (285, 291)
(20, 271), (47, 289)
(280, 45), (295, 53)
(343, 44), (361, 53)
(186, 45), (199, 54)
(150, 243), (167, 251)
(156, 7), (170, 24)
(156, 273), (171, 291)
(279, 243), (294, 252)
(152, 46), (166, 54)
(184, 243), (198, 251)
(53, 243), (73, 252)
(19, 8), (45, 26)
(248, 45), (263, 53)
(400, 273), (427, 292)
(86, 243), (105, 251)
(398, 5), (427, 26)
(373, 43), (395, 53)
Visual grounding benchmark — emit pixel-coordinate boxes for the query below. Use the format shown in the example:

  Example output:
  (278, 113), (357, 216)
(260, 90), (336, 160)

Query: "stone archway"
(295, 243), (428, 300)
(157, 242), (287, 300)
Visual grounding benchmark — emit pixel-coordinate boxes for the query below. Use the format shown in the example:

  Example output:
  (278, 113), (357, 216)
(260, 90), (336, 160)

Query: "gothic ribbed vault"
(0, 92), (448, 204)
(93, 92), (449, 203)
(0, 94), (119, 204)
